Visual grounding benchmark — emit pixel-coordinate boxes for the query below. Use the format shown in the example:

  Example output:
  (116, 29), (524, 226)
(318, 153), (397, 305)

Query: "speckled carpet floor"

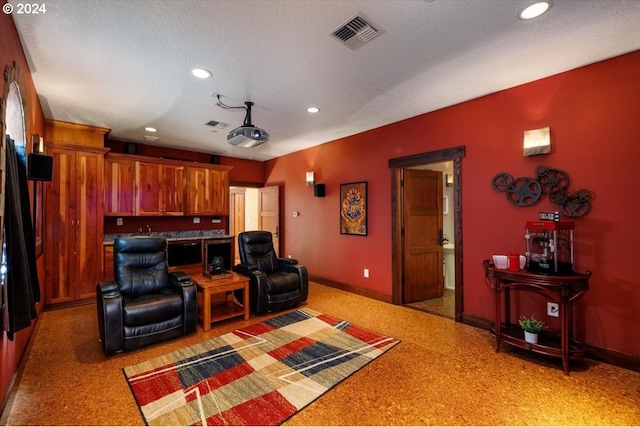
(3, 282), (640, 426)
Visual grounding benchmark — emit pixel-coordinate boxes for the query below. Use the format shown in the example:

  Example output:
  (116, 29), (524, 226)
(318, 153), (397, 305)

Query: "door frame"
(389, 146), (465, 322)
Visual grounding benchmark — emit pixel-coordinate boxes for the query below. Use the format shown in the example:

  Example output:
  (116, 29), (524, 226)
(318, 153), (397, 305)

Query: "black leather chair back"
(237, 231), (279, 274)
(114, 236), (170, 297)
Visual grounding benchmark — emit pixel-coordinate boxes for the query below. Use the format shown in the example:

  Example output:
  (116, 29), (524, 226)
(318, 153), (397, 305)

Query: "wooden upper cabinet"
(104, 153), (231, 217)
(186, 166), (230, 215)
(210, 168), (229, 215)
(135, 161), (185, 216)
(186, 166), (209, 215)
(104, 156), (135, 216)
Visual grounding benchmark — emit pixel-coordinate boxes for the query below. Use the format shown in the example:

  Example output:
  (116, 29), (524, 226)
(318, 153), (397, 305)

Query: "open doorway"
(389, 147), (465, 322)
(229, 185), (281, 265)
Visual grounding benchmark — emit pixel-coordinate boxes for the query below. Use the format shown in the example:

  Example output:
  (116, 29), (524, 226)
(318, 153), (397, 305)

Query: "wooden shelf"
(209, 299), (245, 323)
(490, 324), (586, 360)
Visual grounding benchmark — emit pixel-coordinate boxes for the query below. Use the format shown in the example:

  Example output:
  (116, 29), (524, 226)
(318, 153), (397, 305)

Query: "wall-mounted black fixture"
(314, 183), (325, 198)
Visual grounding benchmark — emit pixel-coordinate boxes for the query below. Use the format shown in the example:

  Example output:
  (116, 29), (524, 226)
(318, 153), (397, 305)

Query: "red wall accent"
(266, 50), (640, 357)
(1, 13), (46, 408)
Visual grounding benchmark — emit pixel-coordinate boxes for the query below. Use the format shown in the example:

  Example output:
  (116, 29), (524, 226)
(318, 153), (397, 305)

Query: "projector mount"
(215, 95), (255, 127)
(216, 95), (270, 147)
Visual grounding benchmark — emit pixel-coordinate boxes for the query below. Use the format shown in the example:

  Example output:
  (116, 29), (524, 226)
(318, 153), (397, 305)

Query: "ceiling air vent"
(330, 14), (381, 50)
(205, 120), (228, 130)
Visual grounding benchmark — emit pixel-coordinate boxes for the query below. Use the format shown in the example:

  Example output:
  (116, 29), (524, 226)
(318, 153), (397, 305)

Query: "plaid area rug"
(123, 308), (400, 426)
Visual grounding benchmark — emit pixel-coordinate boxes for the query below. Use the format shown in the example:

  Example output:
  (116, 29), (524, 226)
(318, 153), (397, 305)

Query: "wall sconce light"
(32, 133), (44, 153)
(523, 126), (551, 156)
(306, 171), (315, 186)
(445, 173), (453, 187)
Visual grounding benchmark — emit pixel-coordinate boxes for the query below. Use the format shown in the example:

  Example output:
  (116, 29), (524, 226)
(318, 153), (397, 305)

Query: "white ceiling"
(11, 0), (640, 161)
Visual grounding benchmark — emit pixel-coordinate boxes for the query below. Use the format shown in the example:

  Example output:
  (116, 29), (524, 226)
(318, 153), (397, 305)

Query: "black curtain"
(3, 136), (40, 340)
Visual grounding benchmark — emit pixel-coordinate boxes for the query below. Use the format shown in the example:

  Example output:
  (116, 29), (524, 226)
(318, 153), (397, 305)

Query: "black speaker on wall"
(27, 153), (53, 181)
(210, 155), (220, 165)
(313, 183), (325, 198)
(125, 142), (137, 155)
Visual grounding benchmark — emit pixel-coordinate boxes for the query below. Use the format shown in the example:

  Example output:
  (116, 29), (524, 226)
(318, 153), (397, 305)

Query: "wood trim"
(44, 119), (110, 148)
(106, 152), (233, 171)
(389, 146), (466, 322)
(309, 276), (393, 304)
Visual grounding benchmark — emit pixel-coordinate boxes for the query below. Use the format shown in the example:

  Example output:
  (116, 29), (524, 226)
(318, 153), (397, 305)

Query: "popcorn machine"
(525, 220), (574, 275)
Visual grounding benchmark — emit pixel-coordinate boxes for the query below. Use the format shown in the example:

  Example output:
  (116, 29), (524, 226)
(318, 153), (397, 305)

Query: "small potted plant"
(518, 315), (546, 344)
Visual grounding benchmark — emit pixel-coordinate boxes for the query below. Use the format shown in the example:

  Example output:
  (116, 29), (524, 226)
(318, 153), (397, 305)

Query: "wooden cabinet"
(45, 142), (108, 306)
(103, 154), (232, 217)
(186, 166), (230, 215)
(135, 161), (185, 216)
(104, 156), (135, 216)
(103, 245), (114, 280)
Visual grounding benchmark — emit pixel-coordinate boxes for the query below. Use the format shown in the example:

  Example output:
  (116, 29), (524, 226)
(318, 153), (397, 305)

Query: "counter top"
(103, 231), (233, 245)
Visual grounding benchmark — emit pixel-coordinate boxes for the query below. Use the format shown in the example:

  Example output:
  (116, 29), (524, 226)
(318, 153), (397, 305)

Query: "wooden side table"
(191, 271), (250, 331)
(483, 260), (591, 374)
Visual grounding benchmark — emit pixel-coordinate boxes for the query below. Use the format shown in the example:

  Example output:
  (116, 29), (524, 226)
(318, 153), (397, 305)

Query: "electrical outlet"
(193, 217), (200, 224)
(116, 218), (123, 226)
(364, 268), (369, 278)
(547, 302), (559, 317)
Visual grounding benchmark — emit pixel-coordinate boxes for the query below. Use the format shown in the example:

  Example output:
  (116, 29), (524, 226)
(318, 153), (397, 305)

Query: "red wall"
(1, 14), (46, 408)
(266, 50), (640, 357)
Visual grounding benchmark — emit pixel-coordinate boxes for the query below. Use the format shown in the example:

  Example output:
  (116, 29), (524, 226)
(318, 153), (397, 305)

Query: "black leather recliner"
(96, 236), (197, 355)
(233, 231), (308, 314)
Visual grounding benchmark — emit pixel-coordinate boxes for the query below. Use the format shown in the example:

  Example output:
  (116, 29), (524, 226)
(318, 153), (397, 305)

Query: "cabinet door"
(209, 169), (229, 215)
(74, 151), (105, 300)
(135, 161), (163, 215)
(45, 147), (76, 305)
(161, 164), (185, 216)
(186, 166), (209, 215)
(104, 157), (135, 216)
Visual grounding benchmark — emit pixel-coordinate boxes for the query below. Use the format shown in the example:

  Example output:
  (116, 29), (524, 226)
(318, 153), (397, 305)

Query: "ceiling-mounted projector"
(223, 101), (270, 147)
(227, 125), (270, 147)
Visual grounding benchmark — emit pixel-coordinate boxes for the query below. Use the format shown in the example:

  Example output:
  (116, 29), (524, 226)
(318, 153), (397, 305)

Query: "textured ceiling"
(11, 0), (640, 161)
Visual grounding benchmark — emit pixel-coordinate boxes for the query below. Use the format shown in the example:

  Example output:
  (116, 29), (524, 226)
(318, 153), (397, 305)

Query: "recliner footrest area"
(266, 272), (302, 293)
(123, 293), (183, 326)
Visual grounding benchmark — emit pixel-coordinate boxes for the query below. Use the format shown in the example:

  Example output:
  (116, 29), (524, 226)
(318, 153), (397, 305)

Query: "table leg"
(202, 288), (211, 332)
(242, 283), (250, 320)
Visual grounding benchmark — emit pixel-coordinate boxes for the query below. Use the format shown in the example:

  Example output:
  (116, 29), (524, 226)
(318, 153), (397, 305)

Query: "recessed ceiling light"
(307, 107), (320, 113)
(192, 68), (212, 79)
(144, 126), (157, 132)
(518, 1), (552, 20)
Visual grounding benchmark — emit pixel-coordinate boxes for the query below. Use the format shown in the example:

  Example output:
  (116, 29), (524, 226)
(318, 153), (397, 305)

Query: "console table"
(483, 260), (591, 374)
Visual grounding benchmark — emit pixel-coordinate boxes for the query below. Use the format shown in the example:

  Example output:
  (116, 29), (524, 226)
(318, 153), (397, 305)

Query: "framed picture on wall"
(340, 181), (367, 236)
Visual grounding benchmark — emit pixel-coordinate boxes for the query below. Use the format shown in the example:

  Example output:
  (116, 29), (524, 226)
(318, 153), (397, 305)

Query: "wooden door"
(135, 161), (163, 215)
(258, 185), (280, 256)
(403, 169), (444, 303)
(45, 147), (75, 304)
(229, 187), (246, 266)
(161, 164), (185, 215)
(74, 151), (104, 300)
(104, 156), (135, 216)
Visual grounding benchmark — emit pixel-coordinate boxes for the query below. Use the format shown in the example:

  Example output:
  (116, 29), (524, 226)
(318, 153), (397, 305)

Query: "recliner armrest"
(169, 271), (192, 286)
(233, 263), (259, 276)
(278, 257), (299, 266)
(98, 280), (119, 295)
